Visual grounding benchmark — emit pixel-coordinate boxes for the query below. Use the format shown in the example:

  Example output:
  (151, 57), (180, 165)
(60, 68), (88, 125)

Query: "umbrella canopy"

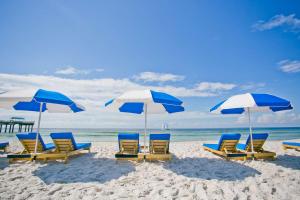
(105, 90), (184, 114)
(210, 93), (292, 114)
(105, 90), (184, 152)
(0, 89), (84, 112)
(210, 93), (292, 153)
(0, 89), (85, 154)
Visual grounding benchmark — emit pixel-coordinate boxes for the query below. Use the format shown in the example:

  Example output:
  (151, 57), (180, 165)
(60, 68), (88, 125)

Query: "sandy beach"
(0, 140), (299, 200)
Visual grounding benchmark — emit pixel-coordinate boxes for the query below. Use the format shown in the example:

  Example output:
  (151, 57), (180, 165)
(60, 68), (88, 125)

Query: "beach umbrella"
(210, 93), (293, 153)
(105, 90), (184, 152)
(0, 89), (85, 154)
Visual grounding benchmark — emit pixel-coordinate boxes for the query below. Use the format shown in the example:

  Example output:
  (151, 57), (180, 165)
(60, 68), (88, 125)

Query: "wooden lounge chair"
(7, 132), (55, 162)
(0, 142), (9, 152)
(145, 133), (172, 161)
(115, 133), (143, 161)
(282, 141), (300, 151)
(48, 132), (91, 163)
(203, 133), (246, 160)
(237, 133), (276, 160)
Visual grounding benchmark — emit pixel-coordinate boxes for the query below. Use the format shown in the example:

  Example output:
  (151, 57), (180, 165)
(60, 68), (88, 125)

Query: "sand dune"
(1, 140), (299, 200)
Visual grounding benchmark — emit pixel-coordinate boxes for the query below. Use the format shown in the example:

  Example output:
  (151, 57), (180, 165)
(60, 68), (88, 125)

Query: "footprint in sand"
(48, 185), (63, 195)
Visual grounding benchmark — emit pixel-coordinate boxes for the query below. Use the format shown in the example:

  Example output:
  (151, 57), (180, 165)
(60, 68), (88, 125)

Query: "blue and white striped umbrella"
(210, 93), (293, 153)
(105, 90), (184, 114)
(0, 89), (85, 154)
(105, 90), (184, 151)
(0, 89), (84, 113)
(210, 93), (292, 114)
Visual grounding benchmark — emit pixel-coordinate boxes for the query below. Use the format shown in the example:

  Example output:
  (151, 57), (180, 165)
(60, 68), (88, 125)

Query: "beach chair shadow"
(0, 157), (9, 170)
(163, 155), (260, 181)
(268, 155), (300, 170)
(33, 153), (136, 184)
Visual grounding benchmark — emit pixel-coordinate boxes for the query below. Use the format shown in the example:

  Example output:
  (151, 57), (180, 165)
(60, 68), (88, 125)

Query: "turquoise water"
(1, 127), (300, 143)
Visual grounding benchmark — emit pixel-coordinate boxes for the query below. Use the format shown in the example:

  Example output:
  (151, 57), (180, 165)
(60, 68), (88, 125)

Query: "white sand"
(1, 140), (300, 200)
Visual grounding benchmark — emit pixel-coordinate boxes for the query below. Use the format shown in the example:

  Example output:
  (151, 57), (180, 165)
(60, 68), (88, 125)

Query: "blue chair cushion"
(16, 132), (49, 151)
(76, 143), (91, 150)
(236, 143), (247, 150)
(50, 132), (91, 150)
(203, 133), (241, 151)
(118, 133), (140, 152)
(283, 142), (300, 147)
(245, 133), (268, 146)
(118, 133), (139, 140)
(150, 133), (170, 140)
(44, 143), (55, 150)
(203, 143), (219, 150)
(217, 133), (241, 149)
(0, 142), (9, 148)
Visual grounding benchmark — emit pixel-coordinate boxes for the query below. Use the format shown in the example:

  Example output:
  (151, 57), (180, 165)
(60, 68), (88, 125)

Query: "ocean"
(1, 127), (300, 143)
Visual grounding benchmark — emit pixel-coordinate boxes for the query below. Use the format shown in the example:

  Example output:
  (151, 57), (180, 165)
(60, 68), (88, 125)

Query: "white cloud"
(240, 82), (266, 91)
(0, 73), (239, 128)
(256, 111), (300, 124)
(95, 68), (104, 72)
(195, 82), (236, 92)
(55, 66), (90, 75)
(0, 73), (236, 101)
(236, 111), (300, 126)
(252, 14), (300, 32)
(278, 60), (300, 73)
(133, 72), (185, 82)
(236, 115), (248, 124)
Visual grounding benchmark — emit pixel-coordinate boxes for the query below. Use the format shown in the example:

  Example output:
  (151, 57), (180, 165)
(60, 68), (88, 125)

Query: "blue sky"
(0, 0), (300, 128)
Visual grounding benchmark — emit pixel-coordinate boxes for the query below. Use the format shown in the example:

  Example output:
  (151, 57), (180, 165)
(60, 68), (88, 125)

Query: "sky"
(0, 0), (300, 128)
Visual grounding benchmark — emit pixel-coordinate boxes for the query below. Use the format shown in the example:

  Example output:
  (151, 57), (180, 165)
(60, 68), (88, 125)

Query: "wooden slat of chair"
(150, 140), (169, 154)
(283, 144), (300, 151)
(220, 140), (238, 152)
(120, 140), (138, 154)
(21, 140), (44, 153)
(245, 139), (266, 152)
(53, 139), (74, 152)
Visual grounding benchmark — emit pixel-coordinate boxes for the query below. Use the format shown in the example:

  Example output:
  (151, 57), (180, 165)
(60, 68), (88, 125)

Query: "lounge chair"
(7, 132), (55, 162)
(0, 142), (9, 152)
(203, 133), (246, 160)
(145, 133), (172, 161)
(236, 133), (276, 159)
(115, 133), (143, 161)
(282, 141), (300, 151)
(49, 132), (91, 163)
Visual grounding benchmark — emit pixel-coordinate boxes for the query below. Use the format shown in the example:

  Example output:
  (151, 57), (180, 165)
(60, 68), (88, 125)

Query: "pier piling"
(0, 120), (34, 133)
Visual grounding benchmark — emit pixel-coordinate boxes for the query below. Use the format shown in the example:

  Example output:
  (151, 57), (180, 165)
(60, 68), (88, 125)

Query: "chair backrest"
(16, 132), (46, 153)
(0, 142), (9, 148)
(217, 133), (241, 152)
(245, 133), (268, 151)
(118, 133), (139, 154)
(149, 133), (170, 154)
(50, 132), (77, 152)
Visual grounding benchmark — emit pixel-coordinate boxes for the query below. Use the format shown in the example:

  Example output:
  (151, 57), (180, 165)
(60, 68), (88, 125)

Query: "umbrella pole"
(144, 104), (147, 154)
(247, 107), (254, 153)
(34, 102), (43, 155)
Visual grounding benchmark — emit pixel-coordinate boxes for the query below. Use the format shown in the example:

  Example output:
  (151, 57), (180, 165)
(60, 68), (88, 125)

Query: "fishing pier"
(0, 117), (34, 133)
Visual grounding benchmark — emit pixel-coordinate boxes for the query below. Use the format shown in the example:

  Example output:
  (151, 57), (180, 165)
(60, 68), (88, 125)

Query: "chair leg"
(64, 156), (68, 164)
(282, 146), (287, 150)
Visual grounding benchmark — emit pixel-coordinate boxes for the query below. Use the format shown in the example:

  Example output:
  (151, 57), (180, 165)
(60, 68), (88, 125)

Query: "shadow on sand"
(163, 155), (261, 181)
(0, 156), (8, 170)
(33, 153), (136, 184)
(268, 154), (300, 170)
